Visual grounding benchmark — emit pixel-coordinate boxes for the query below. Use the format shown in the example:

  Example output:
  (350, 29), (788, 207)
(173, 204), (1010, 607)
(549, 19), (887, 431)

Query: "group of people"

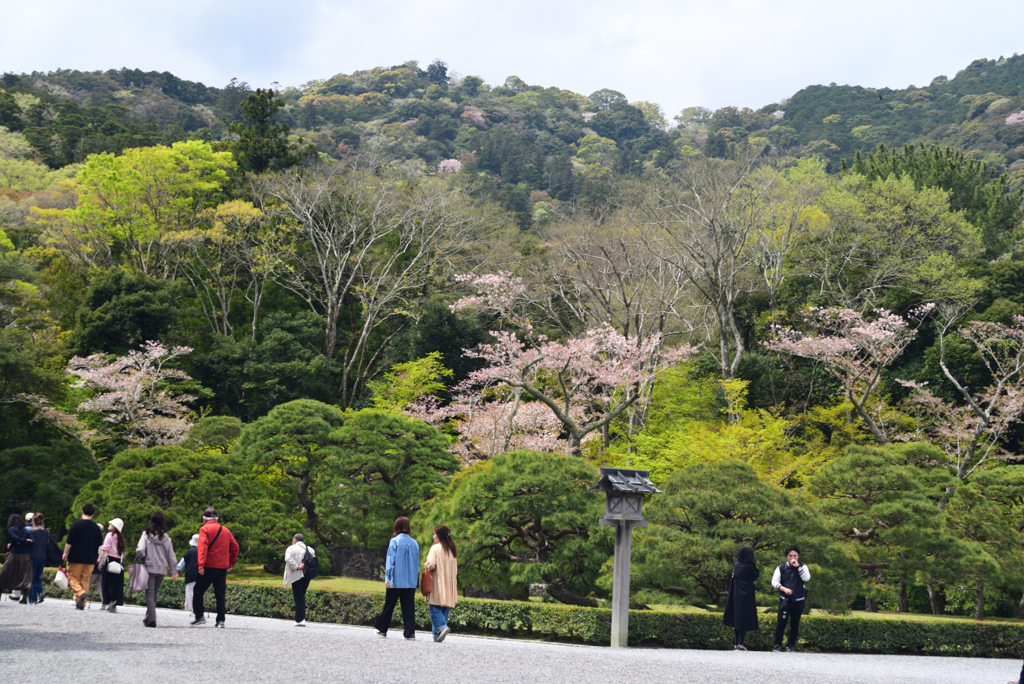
(723, 545), (811, 652)
(3, 507), (460, 643)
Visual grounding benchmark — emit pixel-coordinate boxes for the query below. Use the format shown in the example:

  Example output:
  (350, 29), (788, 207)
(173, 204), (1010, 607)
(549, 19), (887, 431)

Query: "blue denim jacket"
(385, 533), (420, 588)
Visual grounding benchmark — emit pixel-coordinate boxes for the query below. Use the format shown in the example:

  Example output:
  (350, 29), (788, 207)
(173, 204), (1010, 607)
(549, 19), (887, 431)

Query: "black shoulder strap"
(208, 524), (223, 551)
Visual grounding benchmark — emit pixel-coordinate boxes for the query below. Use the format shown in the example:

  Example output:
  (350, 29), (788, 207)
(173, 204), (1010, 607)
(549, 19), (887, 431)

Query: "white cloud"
(2, 0), (1023, 118)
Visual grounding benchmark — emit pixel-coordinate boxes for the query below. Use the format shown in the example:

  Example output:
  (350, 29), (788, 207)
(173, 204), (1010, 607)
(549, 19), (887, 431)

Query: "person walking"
(191, 507), (238, 628)
(27, 514), (50, 604)
(0, 513), (33, 602)
(423, 525), (458, 643)
(62, 504), (104, 610)
(772, 545), (811, 652)
(723, 546), (760, 651)
(374, 516), (419, 639)
(97, 518), (125, 613)
(283, 533), (315, 626)
(138, 512), (178, 628)
(176, 534), (200, 616)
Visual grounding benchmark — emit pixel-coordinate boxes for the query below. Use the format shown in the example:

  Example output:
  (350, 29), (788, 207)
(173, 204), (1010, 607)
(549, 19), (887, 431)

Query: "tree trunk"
(897, 573), (909, 613)
(974, 583), (985, 621)
(1014, 590), (1024, 619)
(926, 585), (946, 615)
(545, 575), (598, 607)
(863, 597), (878, 613)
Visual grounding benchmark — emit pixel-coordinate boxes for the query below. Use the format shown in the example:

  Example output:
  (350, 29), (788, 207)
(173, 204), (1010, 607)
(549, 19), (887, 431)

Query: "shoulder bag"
(420, 568), (434, 597)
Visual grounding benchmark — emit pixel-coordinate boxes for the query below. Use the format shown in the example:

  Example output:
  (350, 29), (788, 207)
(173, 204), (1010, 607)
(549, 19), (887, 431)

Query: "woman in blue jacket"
(374, 517), (420, 639)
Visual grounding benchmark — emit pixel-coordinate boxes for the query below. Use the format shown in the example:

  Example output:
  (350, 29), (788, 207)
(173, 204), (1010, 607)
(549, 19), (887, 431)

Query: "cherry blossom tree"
(67, 341), (196, 448)
(765, 305), (933, 444)
(897, 315), (1024, 479)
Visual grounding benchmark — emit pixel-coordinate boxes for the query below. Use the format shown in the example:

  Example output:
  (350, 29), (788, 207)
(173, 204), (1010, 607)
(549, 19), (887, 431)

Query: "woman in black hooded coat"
(723, 545), (759, 650)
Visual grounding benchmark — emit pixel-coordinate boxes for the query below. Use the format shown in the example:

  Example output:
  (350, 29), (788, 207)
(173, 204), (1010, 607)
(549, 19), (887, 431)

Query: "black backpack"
(302, 544), (319, 580)
(44, 531), (62, 567)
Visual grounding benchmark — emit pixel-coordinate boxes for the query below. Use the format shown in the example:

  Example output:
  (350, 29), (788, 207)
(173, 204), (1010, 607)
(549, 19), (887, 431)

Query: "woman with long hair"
(723, 545), (760, 650)
(0, 513), (33, 602)
(98, 518), (125, 612)
(137, 511), (178, 628)
(424, 525), (458, 643)
(373, 516), (420, 639)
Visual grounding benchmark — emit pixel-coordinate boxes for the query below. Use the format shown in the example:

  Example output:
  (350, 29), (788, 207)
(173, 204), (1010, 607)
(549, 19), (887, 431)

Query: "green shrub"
(42, 576), (1023, 657)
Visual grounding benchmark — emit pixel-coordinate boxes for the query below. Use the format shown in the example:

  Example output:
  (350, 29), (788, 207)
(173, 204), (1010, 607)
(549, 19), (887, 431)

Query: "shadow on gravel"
(0, 632), (182, 652)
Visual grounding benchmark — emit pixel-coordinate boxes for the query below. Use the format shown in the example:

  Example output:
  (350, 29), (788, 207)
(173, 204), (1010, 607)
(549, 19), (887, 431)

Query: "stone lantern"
(590, 467), (660, 647)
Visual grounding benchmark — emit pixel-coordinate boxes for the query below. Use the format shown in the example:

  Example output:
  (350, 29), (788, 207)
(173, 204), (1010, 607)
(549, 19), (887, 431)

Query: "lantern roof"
(589, 467), (660, 494)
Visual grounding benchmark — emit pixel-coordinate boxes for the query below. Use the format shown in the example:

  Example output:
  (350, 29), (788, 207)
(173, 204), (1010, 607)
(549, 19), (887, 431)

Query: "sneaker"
(75, 595), (87, 610)
(108, 605), (117, 613)
(375, 631), (387, 638)
(36, 596), (44, 604)
(404, 635), (415, 640)
(734, 644), (747, 651)
(786, 646), (795, 652)
(215, 620), (225, 628)
(773, 645), (782, 652)
(436, 627), (450, 643)
(143, 620), (156, 628)
(295, 620), (306, 627)
(190, 617), (207, 626)
(19, 596), (28, 604)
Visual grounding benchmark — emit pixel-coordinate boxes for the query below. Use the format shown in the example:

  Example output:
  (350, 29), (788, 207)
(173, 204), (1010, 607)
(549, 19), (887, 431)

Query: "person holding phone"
(771, 545), (810, 652)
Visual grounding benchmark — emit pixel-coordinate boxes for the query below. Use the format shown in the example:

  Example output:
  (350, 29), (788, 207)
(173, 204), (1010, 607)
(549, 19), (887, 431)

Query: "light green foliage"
(316, 409), (458, 549)
(632, 461), (849, 609)
(423, 450), (607, 602)
(70, 445), (293, 561)
(368, 352), (452, 411)
(0, 158), (78, 191)
(0, 126), (33, 159)
(233, 399), (346, 542)
(575, 135), (619, 168)
(35, 140), (234, 274)
(181, 416), (243, 454)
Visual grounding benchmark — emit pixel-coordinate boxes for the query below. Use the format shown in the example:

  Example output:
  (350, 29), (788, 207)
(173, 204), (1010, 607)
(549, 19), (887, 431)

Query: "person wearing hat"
(176, 533), (201, 617)
(98, 517), (126, 612)
(191, 507), (238, 628)
(138, 511), (178, 628)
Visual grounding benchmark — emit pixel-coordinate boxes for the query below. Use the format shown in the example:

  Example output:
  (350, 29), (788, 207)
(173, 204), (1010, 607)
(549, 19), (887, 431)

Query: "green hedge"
(43, 577), (1023, 657)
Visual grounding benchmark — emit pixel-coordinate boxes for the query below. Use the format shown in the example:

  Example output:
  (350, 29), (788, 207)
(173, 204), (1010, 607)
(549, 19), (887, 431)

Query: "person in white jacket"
(283, 534), (314, 626)
(771, 545), (811, 652)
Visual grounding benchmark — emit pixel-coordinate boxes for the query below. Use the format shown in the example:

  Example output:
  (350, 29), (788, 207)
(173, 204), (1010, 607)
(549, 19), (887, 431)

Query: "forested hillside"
(4, 53), (1024, 620)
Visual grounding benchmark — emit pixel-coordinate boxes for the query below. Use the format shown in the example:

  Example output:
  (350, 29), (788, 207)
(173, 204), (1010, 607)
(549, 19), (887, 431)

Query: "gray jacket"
(139, 532), (178, 575)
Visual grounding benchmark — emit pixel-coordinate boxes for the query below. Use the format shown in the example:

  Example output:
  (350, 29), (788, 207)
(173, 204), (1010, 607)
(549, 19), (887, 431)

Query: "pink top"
(100, 532), (122, 559)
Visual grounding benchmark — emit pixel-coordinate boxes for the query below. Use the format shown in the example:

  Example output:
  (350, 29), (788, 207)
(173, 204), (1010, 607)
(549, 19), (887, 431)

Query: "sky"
(3, 0), (1024, 118)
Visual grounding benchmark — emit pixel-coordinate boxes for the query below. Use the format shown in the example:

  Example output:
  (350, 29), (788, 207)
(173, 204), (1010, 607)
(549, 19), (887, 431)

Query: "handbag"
(107, 560), (124, 574)
(54, 564), (69, 590)
(420, 569), (434, 597)
(128, 563), (149, 592)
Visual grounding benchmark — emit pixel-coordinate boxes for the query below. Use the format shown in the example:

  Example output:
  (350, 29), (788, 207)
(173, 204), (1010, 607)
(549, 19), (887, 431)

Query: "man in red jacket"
(191, 507), (239, 627)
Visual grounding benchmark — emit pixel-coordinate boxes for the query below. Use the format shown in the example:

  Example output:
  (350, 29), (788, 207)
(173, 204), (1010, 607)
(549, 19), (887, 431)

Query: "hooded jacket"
(723, 546), (760, 632)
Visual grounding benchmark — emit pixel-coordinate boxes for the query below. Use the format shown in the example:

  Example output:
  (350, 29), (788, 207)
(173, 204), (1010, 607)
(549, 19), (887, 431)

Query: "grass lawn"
(227, 565), (383, 593)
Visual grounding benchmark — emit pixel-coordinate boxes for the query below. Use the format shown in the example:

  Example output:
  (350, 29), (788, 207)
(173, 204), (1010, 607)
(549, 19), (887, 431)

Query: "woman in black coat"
(723, 545), (759, 650)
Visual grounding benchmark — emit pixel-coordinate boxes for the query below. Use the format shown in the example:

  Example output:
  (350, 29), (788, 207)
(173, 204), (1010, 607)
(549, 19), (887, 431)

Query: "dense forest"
(4, 53), (1024, 618)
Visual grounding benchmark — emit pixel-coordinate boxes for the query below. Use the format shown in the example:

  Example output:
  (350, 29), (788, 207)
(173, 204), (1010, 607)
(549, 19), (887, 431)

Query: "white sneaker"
(295, 620), (306, 627)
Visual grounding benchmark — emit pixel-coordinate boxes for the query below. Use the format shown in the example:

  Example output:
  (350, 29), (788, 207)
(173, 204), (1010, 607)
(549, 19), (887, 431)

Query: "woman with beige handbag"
(423, 525), (458, 643)
(97, 518), (126, 613)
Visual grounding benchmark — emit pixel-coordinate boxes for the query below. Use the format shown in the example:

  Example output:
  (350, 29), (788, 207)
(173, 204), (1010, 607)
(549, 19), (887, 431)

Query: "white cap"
(24, 512), (33, 522)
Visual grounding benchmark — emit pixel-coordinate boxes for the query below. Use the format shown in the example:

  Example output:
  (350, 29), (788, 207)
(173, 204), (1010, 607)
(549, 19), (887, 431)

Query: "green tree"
(633, 460), (845, 609)
(316, 409), (457, 549)
(422, 450), (607, 605)
(0, 440), (98, 539)
(233, 399), (345, 541)
(809, 444), (951, 612)
(368, 352), (453, 411)
(70, 445), (292, 561)
(227, 89), (314, 174)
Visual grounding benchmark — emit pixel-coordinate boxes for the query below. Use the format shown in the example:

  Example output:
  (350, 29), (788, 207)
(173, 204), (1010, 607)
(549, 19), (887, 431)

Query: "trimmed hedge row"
(44, 577), (1023, 657)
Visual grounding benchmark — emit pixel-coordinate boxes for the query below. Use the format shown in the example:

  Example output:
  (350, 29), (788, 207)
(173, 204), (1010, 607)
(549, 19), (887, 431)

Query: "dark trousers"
(292, 576), (310, 623)
(774, 598), (805, 647)
(193, 568), (227, 622)
(374, 587), (416, 637)
(733, 629), (746, 645)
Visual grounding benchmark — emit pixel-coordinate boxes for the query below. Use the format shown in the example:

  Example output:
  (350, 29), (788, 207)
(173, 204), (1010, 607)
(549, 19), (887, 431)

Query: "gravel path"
(0, 597), (1013, 683)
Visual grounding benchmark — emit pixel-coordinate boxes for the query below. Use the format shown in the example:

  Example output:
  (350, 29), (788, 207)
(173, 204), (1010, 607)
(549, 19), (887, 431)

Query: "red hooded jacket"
(197, 519), (239, 571)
